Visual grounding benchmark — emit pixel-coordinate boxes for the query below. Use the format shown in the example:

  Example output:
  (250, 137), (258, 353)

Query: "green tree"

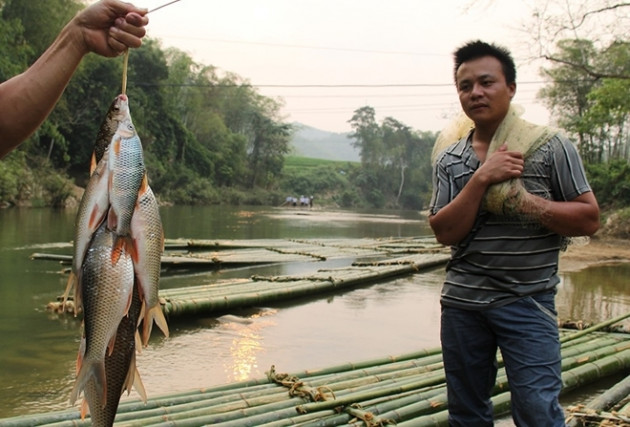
(348, 106), (383, 167)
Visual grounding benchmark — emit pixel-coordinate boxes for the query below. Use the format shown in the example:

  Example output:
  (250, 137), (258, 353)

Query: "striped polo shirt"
(429, 131), (593, 310)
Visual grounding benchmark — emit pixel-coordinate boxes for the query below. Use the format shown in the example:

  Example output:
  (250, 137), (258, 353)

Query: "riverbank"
(559, 236), (630, 272)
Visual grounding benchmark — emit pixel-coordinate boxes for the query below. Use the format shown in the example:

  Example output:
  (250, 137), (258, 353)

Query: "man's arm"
(429, 144), (525, 246)
(519, 191), (600, 237)
(0, 0), (148, 159)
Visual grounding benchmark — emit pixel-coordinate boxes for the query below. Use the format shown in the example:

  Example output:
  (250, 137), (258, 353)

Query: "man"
(0, 0), (149, 159)
(429, 40), (599, 426)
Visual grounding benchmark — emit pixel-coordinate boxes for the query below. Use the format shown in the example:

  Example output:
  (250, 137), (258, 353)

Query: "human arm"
(0, 0), (148, 159)
(519, 190), (600, 237)
(429, 144), (524, 246)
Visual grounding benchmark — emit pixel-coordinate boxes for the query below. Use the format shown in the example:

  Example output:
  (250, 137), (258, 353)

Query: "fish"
(69, 220), (135, 408)
(107, 116), (146, 263)
(63, 150), (111, 314)
(79, 281), (147, 426)
(62, 93), (129, 314)
(131, 177), (169, 345)
(91, 94), (129, 172)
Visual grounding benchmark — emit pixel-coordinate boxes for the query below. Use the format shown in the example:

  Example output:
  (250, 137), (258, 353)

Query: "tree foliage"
(349, 106), (436, 209)
(538, 39), (630, 164)
(0, 0), (292, 206)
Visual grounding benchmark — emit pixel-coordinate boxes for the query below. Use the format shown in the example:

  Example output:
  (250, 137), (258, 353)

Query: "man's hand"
(73, 0), (149, 57)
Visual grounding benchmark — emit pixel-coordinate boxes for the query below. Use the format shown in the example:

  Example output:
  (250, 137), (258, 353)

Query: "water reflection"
(558, 263), (630, 328)
(0, 206), (628, 420)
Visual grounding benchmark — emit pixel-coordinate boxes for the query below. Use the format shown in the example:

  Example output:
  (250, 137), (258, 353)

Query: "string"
(121, 49), (129, 95)
(148, 0), (182, 14)
(120, 0), (183, 92)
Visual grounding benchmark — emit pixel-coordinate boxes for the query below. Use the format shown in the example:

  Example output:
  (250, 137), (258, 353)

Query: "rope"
(267, 365), (335, 404)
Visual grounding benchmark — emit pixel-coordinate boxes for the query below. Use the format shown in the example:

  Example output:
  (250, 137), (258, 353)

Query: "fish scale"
(69, 221), (135, 408)
(80, 281), (145, 426)
(131, 183), (169, 345)
(108, 118), (145, 240)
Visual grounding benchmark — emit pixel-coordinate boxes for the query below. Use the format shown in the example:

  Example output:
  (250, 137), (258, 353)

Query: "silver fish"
(69, 221), (134, 408)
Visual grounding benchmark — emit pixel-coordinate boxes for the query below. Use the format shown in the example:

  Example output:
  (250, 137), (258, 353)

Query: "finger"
(107, 29), (129, 54)
(115, 16), (147, 39)
(110, 24), (144, 49)
(125, 12), (149, 27)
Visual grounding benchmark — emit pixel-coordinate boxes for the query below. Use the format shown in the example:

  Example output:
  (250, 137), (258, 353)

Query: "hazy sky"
(143, 0), (547, 133)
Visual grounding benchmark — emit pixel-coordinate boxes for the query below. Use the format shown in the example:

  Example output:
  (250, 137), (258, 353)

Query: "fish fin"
(107, 205), (118, 232)
(69, 359), (107, 408)
(126, 236), (139, 264)
(88, 203), (107, 230)
(109, 234), (127, 266)
(107, 333), (117, 357)
(138, 173), (149, 196)
(89, 152), (97, 175)
(135, 329), (143, 354)
(141, 304), (169, 346)
(80, 398), (90, 420)
(75, 335), (86, 375)
(122, 351), (136, 396)
(133, 365), (148, 403)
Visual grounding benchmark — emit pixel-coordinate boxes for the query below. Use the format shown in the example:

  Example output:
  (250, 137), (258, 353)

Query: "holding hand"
(477, 143), (524, 186)
(70, 0), (149, 57)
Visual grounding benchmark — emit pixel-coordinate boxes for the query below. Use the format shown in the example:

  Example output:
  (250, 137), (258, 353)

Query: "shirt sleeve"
(549, 135), (592, 202)
(429, 156), (451, 215)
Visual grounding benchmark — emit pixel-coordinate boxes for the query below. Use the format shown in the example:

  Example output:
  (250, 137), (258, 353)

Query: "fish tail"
(134, 365), (148, 403)
(141, 304), (169, 347)
(69, 359), (107, 408)
(124, 351), (148, 403)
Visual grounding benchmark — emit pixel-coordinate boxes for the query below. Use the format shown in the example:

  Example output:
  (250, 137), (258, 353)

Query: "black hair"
(453, 40), (516, 85)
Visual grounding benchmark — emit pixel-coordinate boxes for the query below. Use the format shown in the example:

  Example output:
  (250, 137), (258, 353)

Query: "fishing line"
(120, 0), (183, 94)
(148, 0), (183, 14)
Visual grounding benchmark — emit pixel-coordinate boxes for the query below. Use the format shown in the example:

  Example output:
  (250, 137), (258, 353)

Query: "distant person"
(428, 40), (599, 426)
(0, 0), (148, 159)
(309, 195), (313, 208)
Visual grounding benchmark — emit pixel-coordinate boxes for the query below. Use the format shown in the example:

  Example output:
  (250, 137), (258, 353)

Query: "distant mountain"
(290, 123), (360, 162)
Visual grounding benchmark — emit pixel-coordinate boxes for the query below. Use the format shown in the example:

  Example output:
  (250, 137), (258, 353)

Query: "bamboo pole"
(6, 334), (630, 427)
(561, 311), (630, 343)
(566, 373), (630, 426)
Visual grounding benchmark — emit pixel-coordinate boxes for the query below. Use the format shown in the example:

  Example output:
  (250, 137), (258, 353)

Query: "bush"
(586, 160), (630, 208)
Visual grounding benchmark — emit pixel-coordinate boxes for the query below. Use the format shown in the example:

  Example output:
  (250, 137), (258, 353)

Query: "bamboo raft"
(33, 237), (446, 271)
(3, 327), (630, 427)
(47, 251), (450, 317)
(42, 237), (450, 316)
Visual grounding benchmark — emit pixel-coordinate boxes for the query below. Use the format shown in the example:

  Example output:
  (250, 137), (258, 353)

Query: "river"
(0, 205), (628, 423)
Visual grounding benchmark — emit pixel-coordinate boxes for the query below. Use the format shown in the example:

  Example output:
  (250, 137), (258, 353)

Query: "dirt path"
(559, 236), (630, 272)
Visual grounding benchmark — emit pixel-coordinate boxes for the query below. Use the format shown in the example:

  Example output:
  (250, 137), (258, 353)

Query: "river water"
(0, 205), (628, 423)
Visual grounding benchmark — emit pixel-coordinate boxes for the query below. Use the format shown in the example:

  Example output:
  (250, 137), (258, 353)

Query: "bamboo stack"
(3, 331), (630, 427)
(159, 253), (449, 318)
(33, 236), (448, 272)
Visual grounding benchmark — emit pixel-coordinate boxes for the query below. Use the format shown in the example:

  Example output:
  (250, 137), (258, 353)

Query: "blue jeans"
(441, 291), (565, 427)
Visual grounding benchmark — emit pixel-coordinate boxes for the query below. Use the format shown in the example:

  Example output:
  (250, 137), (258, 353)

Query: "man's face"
(455, 55), (515, 128)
